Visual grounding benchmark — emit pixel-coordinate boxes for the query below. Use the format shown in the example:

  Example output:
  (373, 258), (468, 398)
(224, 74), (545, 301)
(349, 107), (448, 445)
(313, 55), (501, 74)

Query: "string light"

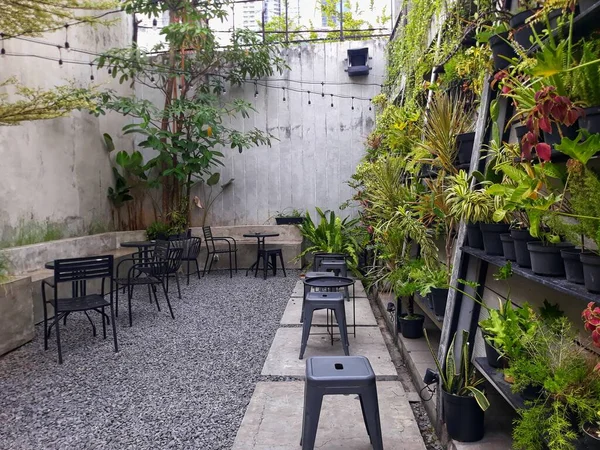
(64, 25), (70, 52)
(321, 82), (324, 98)
(152, 18), (158, 30)
(351, 96), (354, 110)
(57, 46), (63, 67)
(282, 87), (286, 102)
(1, 34), (5, 57)
(150, 75), (155, 82)
(108, 67), (112, 74)
(330, 94), (333, 108)
(89, 62), (94, 81)
(307, 91), (311, 105)
(369, 98), (372, 111)
(254, 80), (258, 97)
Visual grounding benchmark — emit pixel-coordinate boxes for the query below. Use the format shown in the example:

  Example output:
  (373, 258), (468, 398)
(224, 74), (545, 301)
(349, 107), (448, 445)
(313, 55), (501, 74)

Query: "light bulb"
(152, 18), (158, 30)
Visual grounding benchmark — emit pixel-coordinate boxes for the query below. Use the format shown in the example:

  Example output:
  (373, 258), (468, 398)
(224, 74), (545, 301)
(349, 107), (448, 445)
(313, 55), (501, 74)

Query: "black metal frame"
(202, 226), (238, 278)
(41, 255), (117, 364)
(181, 236), (202, 285)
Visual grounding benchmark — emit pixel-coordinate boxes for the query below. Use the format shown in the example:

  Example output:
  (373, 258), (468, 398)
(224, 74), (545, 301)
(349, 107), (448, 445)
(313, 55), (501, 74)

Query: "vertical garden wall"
(356, 0), (600, 447)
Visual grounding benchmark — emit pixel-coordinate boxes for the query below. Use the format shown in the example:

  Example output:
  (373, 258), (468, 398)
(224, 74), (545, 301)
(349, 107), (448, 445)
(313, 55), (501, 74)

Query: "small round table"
(120, 240), (155, 261)
(243, 233), (280, 276)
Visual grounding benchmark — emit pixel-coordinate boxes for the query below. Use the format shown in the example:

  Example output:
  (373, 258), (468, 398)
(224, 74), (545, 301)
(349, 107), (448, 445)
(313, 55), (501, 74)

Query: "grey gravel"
(0, 270), (298, 450)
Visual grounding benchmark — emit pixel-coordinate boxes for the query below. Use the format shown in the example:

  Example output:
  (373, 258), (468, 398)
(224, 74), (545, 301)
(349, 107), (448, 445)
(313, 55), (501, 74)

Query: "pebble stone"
(0, 270), (298, 450)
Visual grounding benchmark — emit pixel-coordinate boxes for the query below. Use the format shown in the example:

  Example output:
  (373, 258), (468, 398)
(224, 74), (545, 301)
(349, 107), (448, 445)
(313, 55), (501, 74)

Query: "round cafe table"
(120, 240), (155, 261)
(243, 232), (280, 276)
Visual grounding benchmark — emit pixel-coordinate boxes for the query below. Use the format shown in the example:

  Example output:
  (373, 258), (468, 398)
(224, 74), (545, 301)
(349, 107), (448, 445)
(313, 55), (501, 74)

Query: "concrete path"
(233, 278), (427, 449)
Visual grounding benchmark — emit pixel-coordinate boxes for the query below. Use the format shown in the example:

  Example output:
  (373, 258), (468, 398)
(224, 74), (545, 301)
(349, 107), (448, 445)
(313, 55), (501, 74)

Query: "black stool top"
(306, 356), (375, 383)
(303, 276), (354, 289)
(320, 259), (347, 265)
(305, 291), (344, 301)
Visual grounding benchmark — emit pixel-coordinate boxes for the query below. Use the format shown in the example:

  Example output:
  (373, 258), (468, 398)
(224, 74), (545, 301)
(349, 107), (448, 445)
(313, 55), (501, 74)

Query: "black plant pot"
(528, 242), (575, 277)
(467, 223), (484, 249)
(579, 105), (600, 135)
(480, 223), (510, 256)
(442, 390), (485, 442)
(520, 384), (544, 401)
(500, 234), (516, 261)
(398, 314), (425, 339)
(582, 423), (600, 449)
(484, 339), (509, 369)
(561, 248), (585, 285)
(456, 132), (476, 165)
(543, 122), (578, 147)
(580, 252), (600, 294)
(431, 287), (449, 316)
(511, 228), (538, 268)
(510, 9), (544, 49)
(489, 32), (516, 71)
(275, 217), (304, 225)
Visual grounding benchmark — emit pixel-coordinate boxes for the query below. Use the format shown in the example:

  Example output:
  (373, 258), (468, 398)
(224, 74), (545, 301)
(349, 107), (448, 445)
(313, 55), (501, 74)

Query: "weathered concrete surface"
(0, 276), (34, 356)
(232, 381), (427, 450)
(291, 279), (368, 298)
(280, 296), (377, 326)
(262, 327), (397, 379)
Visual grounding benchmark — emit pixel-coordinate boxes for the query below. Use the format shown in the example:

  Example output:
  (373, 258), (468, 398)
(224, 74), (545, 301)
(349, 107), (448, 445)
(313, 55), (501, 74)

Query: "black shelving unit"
(473, 357), (525, 410)
(462, 246), (600, 304)
(413, 294), (444, 330)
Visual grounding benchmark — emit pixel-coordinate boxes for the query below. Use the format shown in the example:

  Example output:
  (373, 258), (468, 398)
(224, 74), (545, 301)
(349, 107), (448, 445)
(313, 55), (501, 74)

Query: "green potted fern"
(426, 329), (490, 442)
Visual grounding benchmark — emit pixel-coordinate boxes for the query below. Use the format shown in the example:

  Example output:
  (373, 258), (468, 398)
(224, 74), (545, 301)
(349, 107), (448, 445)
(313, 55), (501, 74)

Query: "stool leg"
(300, 284), (309, 323)
(299, 306), (314, 359)
(301, 386), (323, 450)
(254, 252), (261, 278)
(279, 251), (287, 277)
(359, 388), (384, 450)
(333, 304), (350, 356)
(270, 253), (277, 276)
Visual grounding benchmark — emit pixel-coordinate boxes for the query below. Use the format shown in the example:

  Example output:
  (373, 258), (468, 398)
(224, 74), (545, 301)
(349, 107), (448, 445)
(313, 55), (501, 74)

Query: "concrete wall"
(136, 39), (384, 227)
(0, 11), (135, 242)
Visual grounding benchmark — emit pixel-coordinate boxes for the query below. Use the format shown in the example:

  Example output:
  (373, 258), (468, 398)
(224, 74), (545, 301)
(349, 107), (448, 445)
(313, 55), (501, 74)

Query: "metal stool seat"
(300, 356), (383, 450)
(299, 291), (349, 359)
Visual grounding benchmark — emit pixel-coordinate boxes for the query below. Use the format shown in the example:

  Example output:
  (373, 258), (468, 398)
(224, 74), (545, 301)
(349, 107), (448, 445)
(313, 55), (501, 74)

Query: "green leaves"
(555, 132), (600, 165)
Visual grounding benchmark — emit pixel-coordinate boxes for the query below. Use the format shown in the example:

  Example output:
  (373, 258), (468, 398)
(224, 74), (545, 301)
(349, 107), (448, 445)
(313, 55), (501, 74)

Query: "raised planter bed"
(0, 276), (34, 356)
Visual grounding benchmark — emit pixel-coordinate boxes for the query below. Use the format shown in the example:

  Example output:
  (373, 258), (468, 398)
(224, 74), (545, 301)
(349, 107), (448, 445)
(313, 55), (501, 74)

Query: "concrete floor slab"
(291, 280), (367, 298)
(262, 327), (398, 379)
(280, 297), (378, 326)
(232, 381), (426, 450)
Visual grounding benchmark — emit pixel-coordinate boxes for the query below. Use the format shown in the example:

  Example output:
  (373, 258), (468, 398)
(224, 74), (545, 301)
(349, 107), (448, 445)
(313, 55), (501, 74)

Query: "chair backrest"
(165, 247), (184, 273)
(53, 256), (114, 297)
(202, 226), (215, 251)
(153, 240), (170, 261)
(186, 237), (202, 259)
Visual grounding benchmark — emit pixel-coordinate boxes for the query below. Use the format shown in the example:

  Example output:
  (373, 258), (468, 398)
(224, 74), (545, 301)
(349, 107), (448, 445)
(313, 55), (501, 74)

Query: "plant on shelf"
(508, 317), (600, 450)
(273, 207), (305, 225)
(446, 170), (498, 225)
(582, 302), (600, 443)
(297, 207), (365, 272)
(145, 207), (188, 240)
(426, 329), (490, 442)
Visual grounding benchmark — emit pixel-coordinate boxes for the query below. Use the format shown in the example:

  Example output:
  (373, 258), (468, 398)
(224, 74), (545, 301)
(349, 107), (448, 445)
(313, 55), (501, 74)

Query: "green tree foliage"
(96, 0), (288, 225)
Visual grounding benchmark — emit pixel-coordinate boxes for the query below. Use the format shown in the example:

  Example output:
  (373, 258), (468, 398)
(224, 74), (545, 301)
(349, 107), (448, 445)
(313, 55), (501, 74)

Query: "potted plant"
(416, 265), (450, 317)
(446, 170), (497, 250)
(486, 24), (517, 71)
(582, 302), (600, 447)
(507, 317), (600, 450)
(274, 208), (305, 225)
(426, 329), (490, 442)
(500, 233), (517, 261)
(456, 130), (477, 166)
(398, 301), (425, 339)
(394, 259), (427, 339)
(146, 210), (189, 240)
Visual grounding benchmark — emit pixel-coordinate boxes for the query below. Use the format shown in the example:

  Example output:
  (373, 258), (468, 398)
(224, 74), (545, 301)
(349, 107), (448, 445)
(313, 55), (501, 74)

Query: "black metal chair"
(115, 240), (181, 326)
(180, 237), (202, 285)
(202, 226), (238, 278)
(41, 255), (117, 364)
(255, 248), (287, 280)
(165, 238), (186, 298)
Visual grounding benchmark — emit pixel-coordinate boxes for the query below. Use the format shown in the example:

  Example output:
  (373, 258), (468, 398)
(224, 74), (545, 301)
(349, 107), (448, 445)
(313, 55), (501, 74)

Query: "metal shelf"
(473, 357), (525, 411)
(462, 246), (600, 304)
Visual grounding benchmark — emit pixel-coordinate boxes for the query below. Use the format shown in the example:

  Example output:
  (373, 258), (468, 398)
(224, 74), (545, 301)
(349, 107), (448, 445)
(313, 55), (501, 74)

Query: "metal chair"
(313, 252), (346, 272)
(202, 226), (238, 278)
(165, 238), (186, 298)
(181, 237), (202, 285)
(41, 255), (117, 364)
(115, 240), (181, 326)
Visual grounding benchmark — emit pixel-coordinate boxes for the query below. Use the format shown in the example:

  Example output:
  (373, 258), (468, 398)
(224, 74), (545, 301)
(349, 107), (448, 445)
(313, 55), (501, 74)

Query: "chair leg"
(359, 389), (384, 450)
(195, 259), (201, 280)
(263, 253), (268, 280)
(102, 307), (107, 339)
(202, 252), (211, 277)
(254, 253), (261, 278)
(161, 280), (175, 319)
(206, 253), (215, 275)
(187, 260), (191, 286)
(300, 386), (323, 450)
(334, 306), (350, 356)
(175, 272), (181, 299)
(299, 306), (314, 359)
(271, 253), (277, 276)
(54, 315), (63, 364)
(235, 251), (238, 273)
(109, 300), (119, 354)
(229, 251), (233, 278)
(115, 284), (119, 318)
(84, 311), (97, 337)
(152, 284), (161, 311)
(43, 301), (49, 351)
(128, 284), (135, 327)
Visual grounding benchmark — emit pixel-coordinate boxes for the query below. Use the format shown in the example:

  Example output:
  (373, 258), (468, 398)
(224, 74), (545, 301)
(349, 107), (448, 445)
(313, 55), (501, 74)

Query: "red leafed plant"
(583, 302), (600, 372)
(520, 86), (584, 161)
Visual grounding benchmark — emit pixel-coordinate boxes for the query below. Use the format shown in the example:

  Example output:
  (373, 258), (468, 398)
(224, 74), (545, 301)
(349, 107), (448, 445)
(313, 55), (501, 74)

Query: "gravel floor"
(0, 270), (297, 450)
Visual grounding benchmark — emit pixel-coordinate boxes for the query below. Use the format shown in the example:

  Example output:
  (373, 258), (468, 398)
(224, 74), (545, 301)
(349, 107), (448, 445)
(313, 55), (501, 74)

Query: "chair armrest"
(127, 261), (167, 280)
(213, 236), (237, 249)
(116, 252), (148, 275)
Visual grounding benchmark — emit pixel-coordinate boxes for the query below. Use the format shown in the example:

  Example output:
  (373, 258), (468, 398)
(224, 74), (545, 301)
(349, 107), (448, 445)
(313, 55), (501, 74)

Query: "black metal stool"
(255, 248), (286, 280)
(320, 259), (348, 276)
(313, 252), (346, 271)
(301, 356), (383, 450)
